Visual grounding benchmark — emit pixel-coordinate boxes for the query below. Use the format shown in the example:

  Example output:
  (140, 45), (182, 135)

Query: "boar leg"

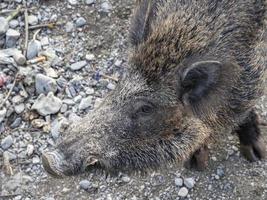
(184, 145), (209, 171)
(236, 110), (266, 162)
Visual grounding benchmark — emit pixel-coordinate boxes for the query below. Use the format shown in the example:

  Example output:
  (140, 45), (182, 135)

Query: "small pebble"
(27, 144), (34, 156)
(101, 1), (113, 13)
(32, 156), (40, 164)
(86, 88), (95, 95)
(68, 0), (78, 5)
(85, 54), (95, 61)
(76, 17), (87, 27)
(35, 74), (58, 94)
(121, 175), (131, 183)
(79, 180), (91, 190)
(5, 29), (20, 48)
(85, 0), (95, 5)
(69, 61), (87, 71)
(178, 187), (189, 197)
(10, 117), (22, 128)
(79, 96), (93, 110)
(60, 104), (68, 113)
(214, 175), (220, 180)
(28, 15), (38, 25)
(9, 20), (19, 29)
(184, 178), (195, 189)
(27, 39), (41, 59)
(175, 177), (183, 187)
(65, 22), (74, 33)
(107, 82), (116, 90)
(114, 60), (122, 67)
(12, 95), (24, 104)
(41, 37), (50, 47)
(1, 135), (13, 150)
(14, 104), (25, 114)
(0, 108), (7, 123)
(216, 168), (225, 177)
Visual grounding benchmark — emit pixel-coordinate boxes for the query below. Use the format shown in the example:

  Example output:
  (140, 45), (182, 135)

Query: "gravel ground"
(0, 1), (267, 200)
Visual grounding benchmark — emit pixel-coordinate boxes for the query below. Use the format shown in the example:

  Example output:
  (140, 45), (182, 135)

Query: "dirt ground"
(1, 0), (267, 200)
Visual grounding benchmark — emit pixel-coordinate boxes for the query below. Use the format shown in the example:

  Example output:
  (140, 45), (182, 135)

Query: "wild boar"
(42, 0), (267, 177)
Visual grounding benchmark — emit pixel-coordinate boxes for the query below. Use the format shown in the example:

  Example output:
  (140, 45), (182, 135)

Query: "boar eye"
(139, 105), (153, 114)
(132, 102), (155, 118)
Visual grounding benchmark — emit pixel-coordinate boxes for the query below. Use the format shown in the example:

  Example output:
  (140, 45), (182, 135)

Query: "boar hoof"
(184, 145), (209, 171)
(240, 138), (266, 162)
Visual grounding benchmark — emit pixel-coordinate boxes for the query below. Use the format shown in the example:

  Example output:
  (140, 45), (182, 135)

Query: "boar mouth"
(42, 151), (99, 178)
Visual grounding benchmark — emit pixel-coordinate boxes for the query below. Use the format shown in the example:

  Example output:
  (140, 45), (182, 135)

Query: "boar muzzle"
(42, 150), (99, 178)
(42, 151), (69, 178)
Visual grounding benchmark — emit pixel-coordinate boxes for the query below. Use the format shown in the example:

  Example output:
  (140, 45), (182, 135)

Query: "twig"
(0, 9), (16, 15)
(0, 194), (21, 198)
(33, 28), (41, 40)
(0, 73), (18, 109)
(6, 5), (22, 22)
(0, 7), (37, 15)
(29, 23), (57, 30)
(3, 152), (13, 176)
(101, 74), (119, 82)
(23, 2), (29, 57)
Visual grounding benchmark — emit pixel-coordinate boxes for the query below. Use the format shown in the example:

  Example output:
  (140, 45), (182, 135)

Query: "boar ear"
(181, 60), (222, 105)
(129, 0), (157, 46)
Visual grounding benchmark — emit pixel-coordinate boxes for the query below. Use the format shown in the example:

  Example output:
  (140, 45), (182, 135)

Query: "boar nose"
(42, 150), (67, 178)
(42, 150), (99, 177)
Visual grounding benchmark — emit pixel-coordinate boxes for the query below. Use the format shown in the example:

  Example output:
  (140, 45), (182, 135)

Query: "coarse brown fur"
(42, 0), (267, 177)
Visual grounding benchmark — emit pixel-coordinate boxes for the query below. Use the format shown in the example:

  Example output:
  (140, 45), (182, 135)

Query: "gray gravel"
(32, 93), (63, 116)
(69, 60), (87, 71)
(35, 74), (57, 95)
(0, 0), (267, 200)
(5, 29), (20, 48)
(27, 39), (41, 59)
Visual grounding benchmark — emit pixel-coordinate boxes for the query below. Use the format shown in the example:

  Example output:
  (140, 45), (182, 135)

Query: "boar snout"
(42, 150), (99, 178)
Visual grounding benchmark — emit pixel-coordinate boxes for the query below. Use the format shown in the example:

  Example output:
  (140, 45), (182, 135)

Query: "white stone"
(184, 178), (195, 189)
(68, 0), (78, 5)
(178, 187), (189, 197)
(28, 15), (38, 25)
(9, 20), (19, 29)
(32, 92), (62, 116)
(79, 96), (93, 110)
(65, 22), (74, 33)
(85, 0), (95, 5)
(85, 54), (96, 61)
(14, 104), (25, 114)
(175, 177), (183, 187)
(27, 144), (34, 156)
